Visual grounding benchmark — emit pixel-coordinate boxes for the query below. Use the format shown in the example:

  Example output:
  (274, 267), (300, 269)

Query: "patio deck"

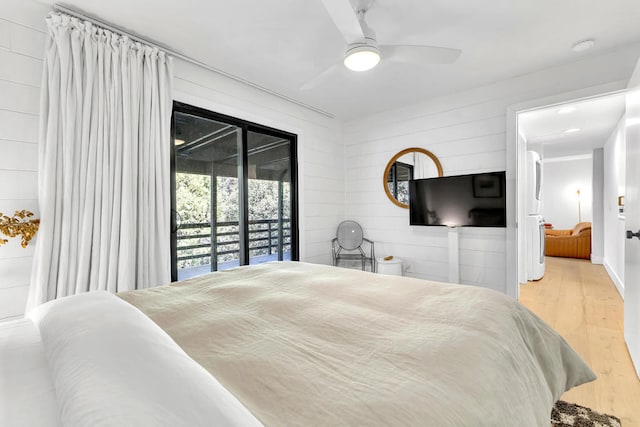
(177, 251), (291, 281)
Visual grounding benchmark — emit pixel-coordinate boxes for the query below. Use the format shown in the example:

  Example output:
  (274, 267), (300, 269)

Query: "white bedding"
(29, 291), (262, 427)
(2, 262), (596, 426)
(120, 262), (596, 426)
(0, 318), (61, 427)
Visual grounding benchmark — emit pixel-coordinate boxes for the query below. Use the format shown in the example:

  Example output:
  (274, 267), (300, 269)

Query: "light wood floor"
(520, 256), (640, 426)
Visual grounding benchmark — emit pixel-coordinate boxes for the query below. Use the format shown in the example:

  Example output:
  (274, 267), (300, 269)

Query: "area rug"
(552, 400), (622, 427)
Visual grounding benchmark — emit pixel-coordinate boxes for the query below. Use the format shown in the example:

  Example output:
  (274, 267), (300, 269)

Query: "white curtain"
(27, 13), (173, 310)
(413, 153), (426, 178)
(413, 152), (437, 179)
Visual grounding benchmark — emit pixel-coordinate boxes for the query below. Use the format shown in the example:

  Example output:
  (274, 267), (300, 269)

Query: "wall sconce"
(0, 210), (40, 248)
(576, 188), (582, 223)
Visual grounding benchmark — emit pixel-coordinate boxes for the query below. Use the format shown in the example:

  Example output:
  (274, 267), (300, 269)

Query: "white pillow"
(30, 291), (263, 427)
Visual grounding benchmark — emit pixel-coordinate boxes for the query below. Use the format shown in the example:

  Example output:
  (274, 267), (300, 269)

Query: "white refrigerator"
(526, 151), (545, 281)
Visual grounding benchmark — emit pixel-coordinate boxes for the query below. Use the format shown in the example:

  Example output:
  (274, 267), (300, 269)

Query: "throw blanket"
(119, 262), (595, 426)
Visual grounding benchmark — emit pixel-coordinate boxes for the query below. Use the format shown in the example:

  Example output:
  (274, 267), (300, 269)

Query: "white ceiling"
(38, 0), (640, 120)
(518, 92), (626, 158)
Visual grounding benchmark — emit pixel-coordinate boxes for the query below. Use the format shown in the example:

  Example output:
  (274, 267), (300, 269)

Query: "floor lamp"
(576, 188), (582, 223)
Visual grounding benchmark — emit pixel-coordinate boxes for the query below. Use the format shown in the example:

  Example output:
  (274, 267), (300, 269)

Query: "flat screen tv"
(409, 172), (506, 227)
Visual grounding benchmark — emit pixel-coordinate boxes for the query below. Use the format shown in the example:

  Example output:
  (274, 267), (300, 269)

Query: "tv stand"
(448, 227), (459, 283)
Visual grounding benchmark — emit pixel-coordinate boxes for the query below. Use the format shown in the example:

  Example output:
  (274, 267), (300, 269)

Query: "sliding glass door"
(171, 103), (298, 281)
(247, 130), (293, 265)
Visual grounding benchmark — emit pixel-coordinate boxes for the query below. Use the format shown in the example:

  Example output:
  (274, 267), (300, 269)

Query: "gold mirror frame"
(383, 147), (443, 209)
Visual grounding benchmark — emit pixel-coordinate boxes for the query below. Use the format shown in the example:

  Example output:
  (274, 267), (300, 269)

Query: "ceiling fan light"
(344, 45), (381, 72)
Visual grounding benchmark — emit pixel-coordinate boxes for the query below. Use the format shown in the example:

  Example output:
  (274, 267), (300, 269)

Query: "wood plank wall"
(0, 1), (346, 319)
(0, 0), (48, 320)
(343, 44), (640, 293)
(172, 59), (346, 267)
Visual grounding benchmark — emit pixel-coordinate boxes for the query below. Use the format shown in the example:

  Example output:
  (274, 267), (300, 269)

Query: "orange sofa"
(544, 222), (591, 259)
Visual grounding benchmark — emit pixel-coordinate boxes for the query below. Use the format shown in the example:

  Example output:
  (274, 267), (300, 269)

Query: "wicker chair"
(545, 222), (591, 259)
(331, 220), (375, 272)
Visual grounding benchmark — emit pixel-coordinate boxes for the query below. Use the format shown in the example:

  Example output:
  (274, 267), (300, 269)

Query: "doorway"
(512, 88), (640, 423)
(170, 102), (299, 281)
(507, 85), (625, 298)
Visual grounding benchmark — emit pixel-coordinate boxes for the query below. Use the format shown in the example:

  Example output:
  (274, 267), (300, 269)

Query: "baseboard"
(603, 259), (624, 298)
(591, 255), (604, 264)
(624, 332), (640, 381)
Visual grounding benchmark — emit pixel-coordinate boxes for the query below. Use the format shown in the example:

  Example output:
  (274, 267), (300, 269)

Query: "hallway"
(520, 256), (640, 426)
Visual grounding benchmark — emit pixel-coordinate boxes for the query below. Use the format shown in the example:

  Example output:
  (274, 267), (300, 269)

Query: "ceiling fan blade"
(380, 45), (462, 65)
(300, 63), (343, 91)
(320, 0), (364, 44)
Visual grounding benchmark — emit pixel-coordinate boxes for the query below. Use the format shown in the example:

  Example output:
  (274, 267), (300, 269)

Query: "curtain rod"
(53, 3), (335, 119)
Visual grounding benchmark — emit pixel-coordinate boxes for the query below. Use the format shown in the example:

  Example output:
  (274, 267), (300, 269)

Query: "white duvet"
(29, 291), (262, 427)
(119, 262), (597, 426)
(0, 318), (61, 426)
(10, 262), (596, 427)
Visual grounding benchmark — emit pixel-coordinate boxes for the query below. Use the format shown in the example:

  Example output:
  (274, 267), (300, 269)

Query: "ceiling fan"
(301, 0), (461, 89)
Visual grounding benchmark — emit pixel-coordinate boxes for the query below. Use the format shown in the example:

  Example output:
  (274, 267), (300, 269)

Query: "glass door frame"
(170, 101), (299, 282)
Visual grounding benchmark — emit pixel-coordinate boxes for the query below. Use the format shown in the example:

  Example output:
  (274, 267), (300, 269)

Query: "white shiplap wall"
(344, 44), (640, 294)
(0, 1), (346, 320)
(172, 60), (345, 266)
(2, 0), (640, 317)
(542, 156), (593, 230)
(0, 0), (48, 320)
(603, 118), (626, 295)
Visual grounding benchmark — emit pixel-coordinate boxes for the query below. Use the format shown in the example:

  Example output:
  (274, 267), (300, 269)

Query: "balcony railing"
(176, 218), (291, 271)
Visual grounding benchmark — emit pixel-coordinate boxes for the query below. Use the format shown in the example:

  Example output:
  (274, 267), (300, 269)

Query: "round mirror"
(383, 148), (443, 208)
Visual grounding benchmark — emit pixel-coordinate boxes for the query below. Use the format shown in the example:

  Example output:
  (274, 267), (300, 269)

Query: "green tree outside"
(176, 173), (291, 270)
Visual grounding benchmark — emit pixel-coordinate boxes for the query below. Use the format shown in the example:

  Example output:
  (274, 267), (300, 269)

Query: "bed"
(0, 318), (61, 426)
(3, 262), (595, 426)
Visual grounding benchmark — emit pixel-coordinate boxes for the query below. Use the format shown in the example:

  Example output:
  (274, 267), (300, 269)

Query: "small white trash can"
(376, 257), (403, 276)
